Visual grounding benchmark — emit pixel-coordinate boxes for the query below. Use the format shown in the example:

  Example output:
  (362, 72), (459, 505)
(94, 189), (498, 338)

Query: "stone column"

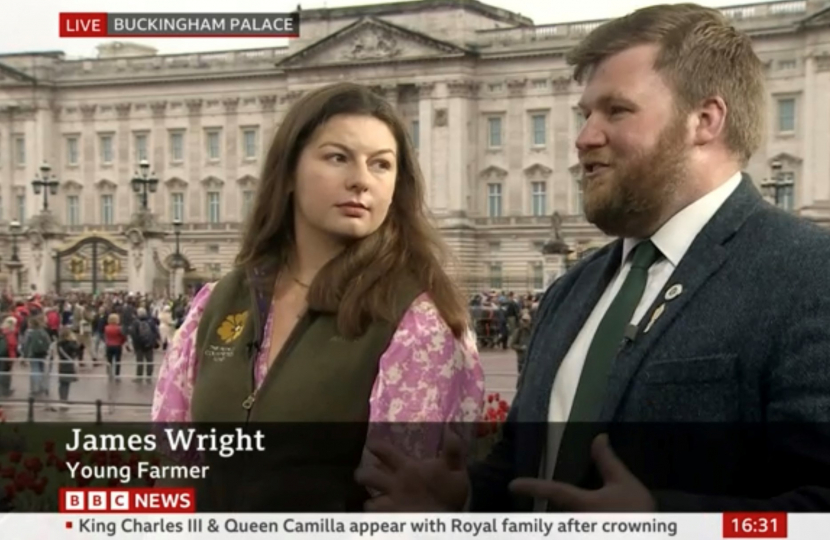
(805, 52), (830, 204)
(124, 214), (166, 294)
(5, 261), (23, 296)
(223, 98), (240, 216)
(0, 107), (12, 221)
(25, 214), (66, 294)
(150, 101), (167, 215)
(115, 103), (132, 217)
(552, 76), (574, 212)
(185, 99), (203, 220)
(259, 95), (278, 147)
(506, 79), (527, 215)
(441, 80), (478, 284)
(80, 104), (97, 216)
(417, 82), (435, 206)
(445, 80), (478, 216)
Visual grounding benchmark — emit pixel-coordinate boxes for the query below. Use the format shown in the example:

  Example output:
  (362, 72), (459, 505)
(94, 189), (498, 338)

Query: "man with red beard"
(356, 3), (830, 513)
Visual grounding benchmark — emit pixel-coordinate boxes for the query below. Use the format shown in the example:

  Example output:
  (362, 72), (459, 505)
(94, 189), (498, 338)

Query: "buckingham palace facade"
(1, 0), (829, 295)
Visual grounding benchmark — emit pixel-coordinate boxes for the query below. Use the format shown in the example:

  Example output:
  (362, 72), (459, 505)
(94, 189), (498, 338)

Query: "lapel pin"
(665, 283), (683, 301)
(644, 303), (665, 334)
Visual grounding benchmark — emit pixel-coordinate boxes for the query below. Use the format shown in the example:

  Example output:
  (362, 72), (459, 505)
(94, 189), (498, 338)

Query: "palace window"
(531, 181), (547, 216)
(14, 136), (25, 167)
(242, 190), (255, 217)
(170, 131), (184, 162)
(206, 130), (221, 161)
(777, 98), (796, 133)
(242, 128), (257, 159)
(487, 183), (502, 217)
(531, 114), (546, 146)
(134, 132), (148, 162)
(67, 195), (80, 225)
(207, 191), (220, 223)
(411, 120), (419, 150)
(487, 117), (502, 148)
(171, 192), (184, 222)
(101, 194), (113, 225)
(100, 134), (113, 164)
(66, 137), (79, 166)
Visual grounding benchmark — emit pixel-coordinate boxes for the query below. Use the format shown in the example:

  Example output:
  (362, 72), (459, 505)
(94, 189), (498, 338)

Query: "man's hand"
(355, 425), (470, 512)
(509, 434), (655, 511)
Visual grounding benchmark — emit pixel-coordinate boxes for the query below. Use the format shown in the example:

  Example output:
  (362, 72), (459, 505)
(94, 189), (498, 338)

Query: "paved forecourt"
(1, 348), (519, 422)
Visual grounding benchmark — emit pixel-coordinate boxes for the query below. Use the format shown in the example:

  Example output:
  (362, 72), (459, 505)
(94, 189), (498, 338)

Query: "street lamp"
(8, 220), (22, 294)
(131, 159), (159, 210)
(761, 160), (795, 210)
(32, 161), (60, 212)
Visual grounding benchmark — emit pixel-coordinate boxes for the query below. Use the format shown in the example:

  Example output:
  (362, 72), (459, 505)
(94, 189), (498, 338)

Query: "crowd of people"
(0, 289), (196, 409)
(469, 291), (540, 379)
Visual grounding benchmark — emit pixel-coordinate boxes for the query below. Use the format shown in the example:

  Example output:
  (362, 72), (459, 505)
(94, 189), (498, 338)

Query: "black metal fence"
(457, 277), (547, 294)
(0, 397), (150, 423)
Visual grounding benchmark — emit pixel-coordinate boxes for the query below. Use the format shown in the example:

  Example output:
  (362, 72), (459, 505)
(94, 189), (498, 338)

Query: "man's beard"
(581, 116), (688, 238)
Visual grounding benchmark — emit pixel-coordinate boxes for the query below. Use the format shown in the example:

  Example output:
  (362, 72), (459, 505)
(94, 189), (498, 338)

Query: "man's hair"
(566, 3), (766, 164)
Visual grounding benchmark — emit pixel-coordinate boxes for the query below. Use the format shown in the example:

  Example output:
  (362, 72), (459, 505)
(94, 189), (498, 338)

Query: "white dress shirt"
(537, 171), (743, 496)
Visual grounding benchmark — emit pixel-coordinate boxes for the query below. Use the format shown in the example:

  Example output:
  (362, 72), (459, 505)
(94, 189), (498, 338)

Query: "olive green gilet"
(191, 266), (422, 422)
(189, 266), (423, 511)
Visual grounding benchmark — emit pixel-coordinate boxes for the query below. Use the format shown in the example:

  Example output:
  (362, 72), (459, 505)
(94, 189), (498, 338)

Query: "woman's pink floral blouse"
(152, 284), (485, 442)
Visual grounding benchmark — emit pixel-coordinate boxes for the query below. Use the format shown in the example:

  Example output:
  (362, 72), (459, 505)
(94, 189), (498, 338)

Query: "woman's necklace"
(288, 274), (310, 319)
(292, 276), (310, 289)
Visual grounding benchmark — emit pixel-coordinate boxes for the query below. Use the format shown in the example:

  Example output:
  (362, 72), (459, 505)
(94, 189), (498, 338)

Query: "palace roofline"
(297, 0), (533, 26)
(0, 0), (825, 63)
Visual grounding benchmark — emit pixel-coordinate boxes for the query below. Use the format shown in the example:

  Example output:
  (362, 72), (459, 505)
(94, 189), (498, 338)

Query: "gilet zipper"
(240, 278), (312, 421)
(242, 280), (263, 421)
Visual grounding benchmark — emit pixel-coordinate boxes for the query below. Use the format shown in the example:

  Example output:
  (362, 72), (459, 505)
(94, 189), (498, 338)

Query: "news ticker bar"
(59, 13), (300, 38)
(53, 490), (799, 538)
(10, 507), (830, 540)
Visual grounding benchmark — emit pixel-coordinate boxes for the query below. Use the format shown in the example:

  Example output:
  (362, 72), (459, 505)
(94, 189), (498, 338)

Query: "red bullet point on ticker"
(66, 522), (72, 529)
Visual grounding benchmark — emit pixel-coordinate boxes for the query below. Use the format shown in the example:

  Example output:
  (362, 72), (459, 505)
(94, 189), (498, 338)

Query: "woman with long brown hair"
(152, 83), (483, 510)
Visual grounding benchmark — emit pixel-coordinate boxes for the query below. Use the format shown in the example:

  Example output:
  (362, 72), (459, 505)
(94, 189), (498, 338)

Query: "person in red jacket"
(45, 308), (60, 342)
(103, 313), (127, 380)
(0, 316), (17, 397)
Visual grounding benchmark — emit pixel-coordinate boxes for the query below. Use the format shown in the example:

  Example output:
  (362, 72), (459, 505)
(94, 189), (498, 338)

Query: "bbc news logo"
(59, 488), (196, 513)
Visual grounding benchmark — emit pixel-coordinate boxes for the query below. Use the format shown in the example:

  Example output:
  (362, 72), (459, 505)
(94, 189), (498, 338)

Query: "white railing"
(56, 47), (291, 78)
(476, 0), (808, 46)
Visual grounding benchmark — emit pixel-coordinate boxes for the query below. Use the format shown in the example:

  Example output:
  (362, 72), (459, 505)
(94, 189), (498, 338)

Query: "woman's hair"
(236, 82), (468, 339)
(108, 313), (119, 325)
(28, 316), (43, 329)
(59, 326), (74, 341)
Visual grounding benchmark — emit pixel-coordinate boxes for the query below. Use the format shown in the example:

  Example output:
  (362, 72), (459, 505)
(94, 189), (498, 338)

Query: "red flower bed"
(0, 424), (159, 512)
(471, 392), (510, 459)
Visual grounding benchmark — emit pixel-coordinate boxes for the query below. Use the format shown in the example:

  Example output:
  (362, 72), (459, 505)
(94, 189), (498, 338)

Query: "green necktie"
(568, 240), (662, 422)
(551, 240), (662, 488)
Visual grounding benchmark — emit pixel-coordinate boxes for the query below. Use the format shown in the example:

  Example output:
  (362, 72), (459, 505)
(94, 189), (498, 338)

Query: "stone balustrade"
(474, 0), (809, 47)
(54, 47), (292, 79)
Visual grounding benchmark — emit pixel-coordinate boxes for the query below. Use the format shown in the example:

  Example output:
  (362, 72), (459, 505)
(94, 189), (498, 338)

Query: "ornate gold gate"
(55, 235), (129, 294)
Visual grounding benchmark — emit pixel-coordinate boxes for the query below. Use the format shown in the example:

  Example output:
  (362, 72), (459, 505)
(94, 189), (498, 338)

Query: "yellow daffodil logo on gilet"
(217, 311), (248, 343)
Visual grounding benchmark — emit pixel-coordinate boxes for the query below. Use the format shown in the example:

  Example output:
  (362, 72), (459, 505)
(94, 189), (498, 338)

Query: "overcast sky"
(0, 0), (765, 58)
